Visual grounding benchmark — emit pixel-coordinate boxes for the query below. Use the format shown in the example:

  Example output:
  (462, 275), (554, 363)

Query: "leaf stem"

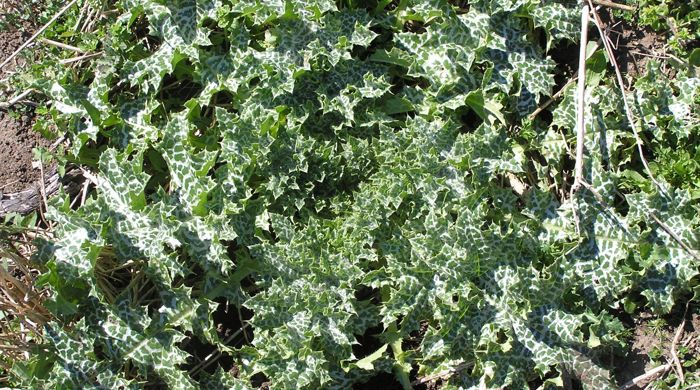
(387, 322), (412, 390)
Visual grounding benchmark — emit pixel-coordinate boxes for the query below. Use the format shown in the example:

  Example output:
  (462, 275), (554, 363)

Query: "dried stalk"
(187, 323), (251, 377)
(528, 76), (577, 121)
(0, 89), (34, 109)
(411, 362), (473, 387)
(619, 363), (671, 389)
(58, 51), (104, 65)
(670, 303), (689, 384)
(591, 0), (636, 11)
(39, 38), (84, 53)
(572, 4), (590, 193)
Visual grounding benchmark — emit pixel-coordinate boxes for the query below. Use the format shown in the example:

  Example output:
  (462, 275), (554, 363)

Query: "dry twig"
(569, 4), (591, 234)
(34, 159), (51, 228)
(80, 167), (100, 186)
(411, 362), (473, 387)
(81, 0), (109, 34)
(591, 0), (636, 11)
(69, 179), (91, 209)
(619, 363), (671, 389)
(73, 0), (91, 32)
(58, 51), (104, 65)
(572, 4), (590, 194)
(187, 322), (251, 377)
(528, 76), (577, 121)
(0, 89), (34, 109)
(39, 38), (85, 53)
(670, 303), (690, 384)
(83, 6), (100, 33)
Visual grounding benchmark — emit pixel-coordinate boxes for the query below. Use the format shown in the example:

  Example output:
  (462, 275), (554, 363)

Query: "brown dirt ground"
(596, 8), (669, 79)
(0, 109), (50, 193)
(615, 308), (700, 387)
(0, 25), (51, 194)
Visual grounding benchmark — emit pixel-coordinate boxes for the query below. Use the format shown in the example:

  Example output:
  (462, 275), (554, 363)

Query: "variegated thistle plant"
(11, 0), (700, 388)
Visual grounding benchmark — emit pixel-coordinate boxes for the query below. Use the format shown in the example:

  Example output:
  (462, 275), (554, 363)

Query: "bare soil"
(0, 28), (51, 194)
(615, 306), (700, 387)
(0, 110), (51, 193)
(614, 25), (668, 79)
(596, 8), (669, 79)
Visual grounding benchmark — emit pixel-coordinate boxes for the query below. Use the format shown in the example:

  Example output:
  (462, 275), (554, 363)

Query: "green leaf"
(688, 48), (700, 66)
(465, 90), (506, 125)
(354, 344), (388, 371)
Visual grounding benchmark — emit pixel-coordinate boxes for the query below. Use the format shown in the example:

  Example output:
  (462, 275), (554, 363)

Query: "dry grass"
(0, 228), (51, 376)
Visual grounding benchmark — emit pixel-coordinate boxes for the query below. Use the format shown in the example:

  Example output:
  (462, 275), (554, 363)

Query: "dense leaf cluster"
(16, 0), (700, 388)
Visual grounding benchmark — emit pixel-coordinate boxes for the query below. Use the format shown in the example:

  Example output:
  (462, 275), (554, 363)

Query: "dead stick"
(0, 89), (33, 109)
(36, 159), (50, 228)
(411, 362), (473, 386)
(187, 323), (251, 377)
(0, 0), (79, 71)
(80, 179), (90, 207)
(39, 38), (85, 53)
(79, 167), (100, 186)
(528, 76), (577, 121)
(670, 303), (689, 384)
(82, 6), (99, 33)
(620, 363), (671, 389)
(58, 51), (103, 65)
(73, 0), (90, 32)
(572, 4), (590, 193)
(591, 0), (636, 11)
(569, 4), (590, 234)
